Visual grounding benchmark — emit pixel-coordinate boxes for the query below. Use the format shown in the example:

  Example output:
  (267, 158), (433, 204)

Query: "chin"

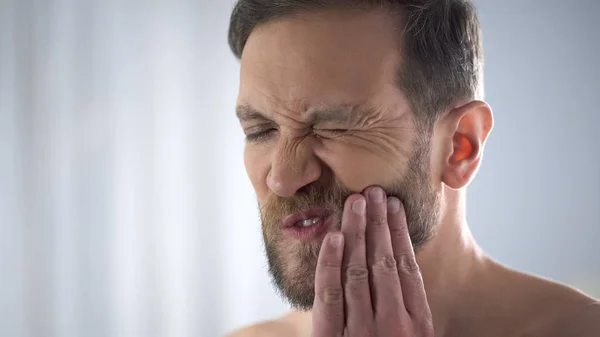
(265, 235), (321, 311)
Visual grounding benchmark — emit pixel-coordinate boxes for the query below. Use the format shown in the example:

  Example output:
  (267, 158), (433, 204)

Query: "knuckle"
(372, 255), (398, 274)
(369, 214), (387, 227)
(354, 230), (365, 242)
(324, 259), (342, 269)
(320, 286), (344, 305)
(396, 253), (420, 275)
(345, 265), (369, 282)
(389, 223), (410, 238)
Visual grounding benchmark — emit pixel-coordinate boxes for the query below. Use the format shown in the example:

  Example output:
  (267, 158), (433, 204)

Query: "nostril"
(296, 183), (314, 196)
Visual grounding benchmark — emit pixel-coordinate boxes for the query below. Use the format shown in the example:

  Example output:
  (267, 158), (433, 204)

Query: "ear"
(440, 100), (493, 189)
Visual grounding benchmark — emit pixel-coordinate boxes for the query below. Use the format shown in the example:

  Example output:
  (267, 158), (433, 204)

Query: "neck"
(416, 187), (487, 336)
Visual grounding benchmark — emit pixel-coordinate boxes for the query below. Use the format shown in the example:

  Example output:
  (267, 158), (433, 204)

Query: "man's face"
(236, 10), (441, 310)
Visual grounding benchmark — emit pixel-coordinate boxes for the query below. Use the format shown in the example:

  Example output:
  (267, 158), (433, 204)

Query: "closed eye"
(245, 128), (278, 142)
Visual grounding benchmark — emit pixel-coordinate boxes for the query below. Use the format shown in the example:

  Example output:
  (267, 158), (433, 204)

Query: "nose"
(267, 139), (322, 198)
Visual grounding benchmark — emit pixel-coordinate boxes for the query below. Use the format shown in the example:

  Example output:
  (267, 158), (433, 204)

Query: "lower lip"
(282, 215), (333, 241)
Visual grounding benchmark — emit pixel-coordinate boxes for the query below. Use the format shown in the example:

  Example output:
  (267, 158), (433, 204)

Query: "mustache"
(260, 181), (350, 226)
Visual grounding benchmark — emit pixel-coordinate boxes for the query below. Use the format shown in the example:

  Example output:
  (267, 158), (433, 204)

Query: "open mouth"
(280, 208), (334, 241)
(294, 217), (322, 227)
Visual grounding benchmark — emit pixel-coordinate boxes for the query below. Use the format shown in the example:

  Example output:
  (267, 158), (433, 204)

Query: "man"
(226, 0), (600, 336)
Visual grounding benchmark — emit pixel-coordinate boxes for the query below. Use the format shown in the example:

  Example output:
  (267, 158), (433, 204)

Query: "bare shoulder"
(530, 299), (600, 337)
(508, 270), (600, 337)
(225, 312), (307, 337)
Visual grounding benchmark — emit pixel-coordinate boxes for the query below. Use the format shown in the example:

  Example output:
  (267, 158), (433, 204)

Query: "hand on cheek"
(312, 186), (434, 337)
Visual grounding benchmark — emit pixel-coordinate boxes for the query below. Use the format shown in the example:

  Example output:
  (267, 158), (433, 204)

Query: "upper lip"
(281, 207), (330, 228)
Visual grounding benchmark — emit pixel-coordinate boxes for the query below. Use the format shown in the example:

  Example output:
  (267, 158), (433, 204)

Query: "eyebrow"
(235, 103), (368, 124)
(236, 105), (268, 122)
(307, 105), (356, 124)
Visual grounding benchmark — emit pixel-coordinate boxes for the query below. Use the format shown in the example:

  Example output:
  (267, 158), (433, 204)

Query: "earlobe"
(441, 101), (493, 189)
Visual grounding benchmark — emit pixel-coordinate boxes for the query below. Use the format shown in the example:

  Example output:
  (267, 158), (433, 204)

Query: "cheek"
(244, 146), (270, 197)
(428, 131), (448, 185)
(316, 142), (407, 191)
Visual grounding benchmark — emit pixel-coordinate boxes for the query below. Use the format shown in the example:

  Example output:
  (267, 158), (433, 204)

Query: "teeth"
(298, 217), (321, 227)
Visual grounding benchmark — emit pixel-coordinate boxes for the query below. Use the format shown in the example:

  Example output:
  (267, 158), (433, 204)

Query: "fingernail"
(368, 187), (385, 204)
(330, 233), (343, 248)
(351, 198), (366, 215)
(387, 197), (401, 214)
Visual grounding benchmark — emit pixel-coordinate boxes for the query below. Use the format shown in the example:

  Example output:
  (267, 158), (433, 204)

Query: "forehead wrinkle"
(266, 101), (353, 129)
(272, 104), (308, 128)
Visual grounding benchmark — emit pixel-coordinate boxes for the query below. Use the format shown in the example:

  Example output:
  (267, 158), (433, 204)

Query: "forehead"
(238, 9), (404, 115)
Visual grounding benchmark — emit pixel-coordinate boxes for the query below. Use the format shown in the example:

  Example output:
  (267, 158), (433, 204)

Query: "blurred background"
(0, 0), (598, 336)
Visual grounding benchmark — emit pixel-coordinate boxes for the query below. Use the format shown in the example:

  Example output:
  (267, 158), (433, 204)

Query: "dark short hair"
(228, 0), (483, 128)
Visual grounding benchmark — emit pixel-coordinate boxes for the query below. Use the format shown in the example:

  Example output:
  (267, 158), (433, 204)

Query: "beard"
(259, 136), (441, 311)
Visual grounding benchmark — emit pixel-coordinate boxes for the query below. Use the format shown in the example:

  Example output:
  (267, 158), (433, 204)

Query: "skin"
(227, 8), (600, 337)
(309, 189), (434, 336)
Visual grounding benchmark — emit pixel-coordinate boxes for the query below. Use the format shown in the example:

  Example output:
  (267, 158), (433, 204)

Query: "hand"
(312, 186), (434, 337)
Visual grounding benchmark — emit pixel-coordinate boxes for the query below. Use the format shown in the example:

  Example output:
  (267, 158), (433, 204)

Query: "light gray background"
(0, 1), (598, 337)
(470, 0), (600, 283)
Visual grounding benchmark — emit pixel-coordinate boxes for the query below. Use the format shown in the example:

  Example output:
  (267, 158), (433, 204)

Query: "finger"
(387, 197), (430, 320)
(340, 194), (373, 334)
(364, 187), (406, 324)
(312, 232), (345, 337)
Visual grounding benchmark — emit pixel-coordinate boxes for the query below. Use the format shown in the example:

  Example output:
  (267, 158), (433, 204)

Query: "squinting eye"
(245, 128), (277, 142)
